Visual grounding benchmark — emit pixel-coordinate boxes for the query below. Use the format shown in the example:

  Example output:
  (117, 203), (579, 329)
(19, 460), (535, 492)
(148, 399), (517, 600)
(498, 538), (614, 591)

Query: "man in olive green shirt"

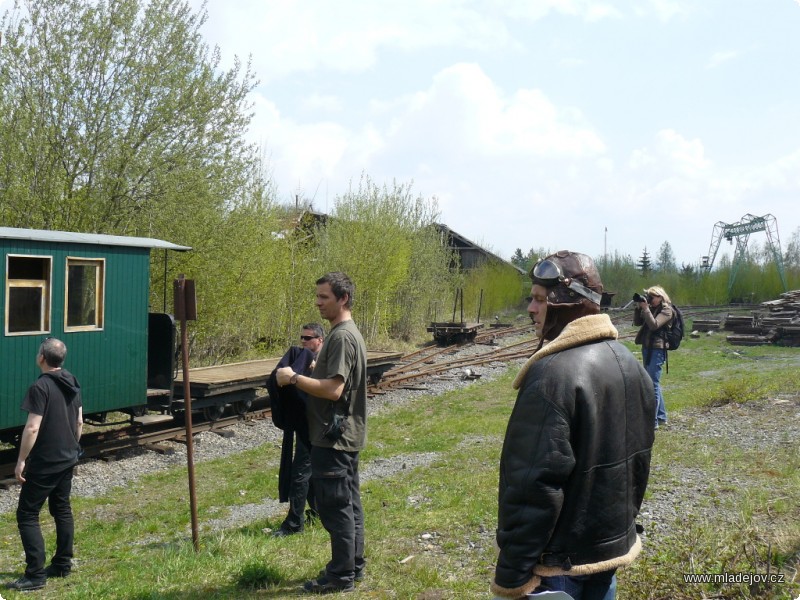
(277, 272), (367, 594)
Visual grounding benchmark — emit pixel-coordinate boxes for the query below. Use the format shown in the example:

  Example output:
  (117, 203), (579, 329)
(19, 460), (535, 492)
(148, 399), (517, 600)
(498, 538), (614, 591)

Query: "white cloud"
(640, 0), (694, 21)
(629, 129), (709, 175)
(299, 94), (344, 113)
(380, 63), (605, 160)
(559, 57), (588, 68)
(500, 0), (623, 22)
(194, 0), (516, 82)
(706, 50), (740, 69)
(247, 94), (383, 202)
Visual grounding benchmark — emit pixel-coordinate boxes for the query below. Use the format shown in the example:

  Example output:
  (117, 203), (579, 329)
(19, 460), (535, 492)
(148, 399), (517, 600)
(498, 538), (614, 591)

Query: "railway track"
(371, 323), (535, 392)
(0, 402), (272, 483)
(0, 305), (755, 485)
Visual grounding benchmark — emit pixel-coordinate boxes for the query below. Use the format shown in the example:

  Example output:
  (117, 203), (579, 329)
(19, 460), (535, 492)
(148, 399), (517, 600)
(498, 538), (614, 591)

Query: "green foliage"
(0, 0), (258, 233)
(637, 247), (652, 276)
(237, 561), (284, 590)
(461, 260), (526, 321)
(597, 236), (800, 308)
(312, 175), (456, 345)
(509, 246), (551, 273)
(656, 241), (677, 273)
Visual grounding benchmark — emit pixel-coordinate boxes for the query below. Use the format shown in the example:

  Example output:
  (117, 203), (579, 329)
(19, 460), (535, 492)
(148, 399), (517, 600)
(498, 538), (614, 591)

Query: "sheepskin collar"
(512, 314), (618, 390)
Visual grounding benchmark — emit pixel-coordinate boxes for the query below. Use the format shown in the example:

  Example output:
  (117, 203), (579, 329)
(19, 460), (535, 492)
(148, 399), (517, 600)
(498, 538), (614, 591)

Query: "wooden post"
(174, 275), (200, 552)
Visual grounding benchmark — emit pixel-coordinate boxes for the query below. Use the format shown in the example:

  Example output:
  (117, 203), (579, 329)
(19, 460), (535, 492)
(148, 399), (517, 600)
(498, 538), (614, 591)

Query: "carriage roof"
(0, 227), (191, 251)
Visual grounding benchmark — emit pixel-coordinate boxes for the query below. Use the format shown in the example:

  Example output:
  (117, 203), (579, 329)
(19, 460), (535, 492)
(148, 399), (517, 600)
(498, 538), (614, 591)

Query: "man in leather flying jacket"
(491, 251), (655, 600)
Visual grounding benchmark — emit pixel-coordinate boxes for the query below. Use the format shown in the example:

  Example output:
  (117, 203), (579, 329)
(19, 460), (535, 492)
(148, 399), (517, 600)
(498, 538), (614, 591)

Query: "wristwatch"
(289, 373), (298, 385)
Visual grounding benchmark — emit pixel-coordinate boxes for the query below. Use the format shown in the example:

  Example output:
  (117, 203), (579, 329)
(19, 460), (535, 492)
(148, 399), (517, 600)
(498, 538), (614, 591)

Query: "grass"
(0, 332), (798, 598)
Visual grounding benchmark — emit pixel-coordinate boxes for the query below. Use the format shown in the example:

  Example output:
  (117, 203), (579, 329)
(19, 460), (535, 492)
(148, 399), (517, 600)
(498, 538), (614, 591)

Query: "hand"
(15, 460), (26, 484)
(276, 367), (295, 387)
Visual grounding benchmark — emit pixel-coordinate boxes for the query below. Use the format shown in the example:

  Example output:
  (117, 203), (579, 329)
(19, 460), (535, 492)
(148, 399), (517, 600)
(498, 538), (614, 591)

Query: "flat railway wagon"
(0, 227), (400, 441)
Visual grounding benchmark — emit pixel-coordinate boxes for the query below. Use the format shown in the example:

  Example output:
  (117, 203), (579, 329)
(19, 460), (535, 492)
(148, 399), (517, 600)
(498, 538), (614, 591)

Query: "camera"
(632, 292), (645, 303)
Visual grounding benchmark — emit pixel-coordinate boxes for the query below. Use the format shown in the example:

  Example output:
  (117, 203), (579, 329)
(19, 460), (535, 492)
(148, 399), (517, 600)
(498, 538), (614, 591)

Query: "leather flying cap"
(530, 250), (603, 306)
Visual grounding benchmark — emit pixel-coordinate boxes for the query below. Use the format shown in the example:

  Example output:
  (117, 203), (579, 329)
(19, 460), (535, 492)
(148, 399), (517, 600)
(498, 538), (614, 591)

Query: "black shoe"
(317, 567), (363, 583)
(7, 576), (46, 591)
(303, 576), (355, 594)
(271, 527), (301, 538)
(45, 564), (71, 578)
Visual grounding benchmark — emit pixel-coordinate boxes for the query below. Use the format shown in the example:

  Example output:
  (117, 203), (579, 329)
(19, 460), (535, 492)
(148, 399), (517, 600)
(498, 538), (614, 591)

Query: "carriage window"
(65, 258), (105, 330)
(5, 255), (52, 335)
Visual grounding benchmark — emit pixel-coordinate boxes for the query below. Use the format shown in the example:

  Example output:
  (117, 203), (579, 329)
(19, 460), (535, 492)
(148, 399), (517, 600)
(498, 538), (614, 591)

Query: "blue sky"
(7, 0), (800, 266)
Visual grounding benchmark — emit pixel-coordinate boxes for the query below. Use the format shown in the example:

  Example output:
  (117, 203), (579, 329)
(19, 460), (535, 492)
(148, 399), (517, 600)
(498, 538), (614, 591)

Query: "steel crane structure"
(701, 213), (787, 294)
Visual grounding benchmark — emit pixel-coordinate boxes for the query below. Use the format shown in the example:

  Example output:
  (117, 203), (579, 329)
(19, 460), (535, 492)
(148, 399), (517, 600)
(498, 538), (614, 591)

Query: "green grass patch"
(0, 335), (798, 598)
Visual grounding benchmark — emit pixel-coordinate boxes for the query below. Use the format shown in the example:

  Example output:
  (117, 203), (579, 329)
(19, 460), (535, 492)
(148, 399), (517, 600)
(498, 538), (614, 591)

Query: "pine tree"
(638, 248), (652, 276)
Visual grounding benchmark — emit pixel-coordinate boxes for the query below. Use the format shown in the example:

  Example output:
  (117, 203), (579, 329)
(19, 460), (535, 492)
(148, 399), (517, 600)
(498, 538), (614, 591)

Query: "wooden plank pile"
(725, 290), (800, 347)
(692, 318), (722, 332)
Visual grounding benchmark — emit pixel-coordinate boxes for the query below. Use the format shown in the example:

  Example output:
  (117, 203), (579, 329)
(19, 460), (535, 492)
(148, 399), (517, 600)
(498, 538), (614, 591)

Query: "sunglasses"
(300, 335), (319, 341)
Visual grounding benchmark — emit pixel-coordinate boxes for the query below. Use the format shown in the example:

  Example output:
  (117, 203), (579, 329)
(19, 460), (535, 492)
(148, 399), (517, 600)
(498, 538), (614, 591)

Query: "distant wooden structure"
(434, 224), (525, 274)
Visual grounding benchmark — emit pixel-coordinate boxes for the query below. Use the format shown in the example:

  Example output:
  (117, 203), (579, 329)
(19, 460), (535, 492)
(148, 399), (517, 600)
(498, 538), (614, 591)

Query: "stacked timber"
(726, 290), (800, 347)
(692, 318), (722, 332)
(724, 314), (755, 330)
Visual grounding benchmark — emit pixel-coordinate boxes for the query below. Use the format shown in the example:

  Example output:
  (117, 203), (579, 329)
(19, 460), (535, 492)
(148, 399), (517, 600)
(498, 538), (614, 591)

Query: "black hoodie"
(21, 369), (82, 475)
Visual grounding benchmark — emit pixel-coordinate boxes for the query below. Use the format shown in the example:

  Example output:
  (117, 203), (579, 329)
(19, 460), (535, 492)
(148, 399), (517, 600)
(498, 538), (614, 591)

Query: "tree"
(785, 227), (800, 272)
(312, 176), (456, 343)
(637, 248), (652, 277)
(511, 248), (526, 270)
(656, 241), (677, 273)
(0, 0), (258, 236)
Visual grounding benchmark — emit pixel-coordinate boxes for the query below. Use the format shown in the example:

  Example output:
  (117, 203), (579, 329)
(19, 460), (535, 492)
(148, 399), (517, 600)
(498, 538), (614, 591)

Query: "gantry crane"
(701, 213), (787, 294)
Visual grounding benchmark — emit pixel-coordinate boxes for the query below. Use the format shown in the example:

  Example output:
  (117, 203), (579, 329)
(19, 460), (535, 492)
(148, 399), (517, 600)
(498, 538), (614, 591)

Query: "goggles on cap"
(531, 258), (602, 305)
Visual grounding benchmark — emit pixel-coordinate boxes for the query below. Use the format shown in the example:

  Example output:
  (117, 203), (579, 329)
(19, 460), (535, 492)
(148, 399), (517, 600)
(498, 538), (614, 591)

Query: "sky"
(9, 0), (800, 266)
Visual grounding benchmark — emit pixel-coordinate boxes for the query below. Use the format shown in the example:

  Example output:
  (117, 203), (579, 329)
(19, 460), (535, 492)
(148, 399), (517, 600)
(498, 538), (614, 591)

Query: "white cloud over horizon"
(2, 0), (797, 265)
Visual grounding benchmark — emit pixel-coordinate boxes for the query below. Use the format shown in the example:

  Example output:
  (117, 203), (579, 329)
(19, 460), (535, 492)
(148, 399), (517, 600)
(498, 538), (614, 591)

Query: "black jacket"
(493, 315), (655, 598)
(266, 346), (315, 503)
(22, 369), (82, 475)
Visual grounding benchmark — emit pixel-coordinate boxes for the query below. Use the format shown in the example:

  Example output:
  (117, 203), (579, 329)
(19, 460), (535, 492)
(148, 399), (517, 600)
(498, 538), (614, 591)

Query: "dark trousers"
(16, 467), (75, 581)
(281, 434), (315, 532)
(310, 446), (365, 585)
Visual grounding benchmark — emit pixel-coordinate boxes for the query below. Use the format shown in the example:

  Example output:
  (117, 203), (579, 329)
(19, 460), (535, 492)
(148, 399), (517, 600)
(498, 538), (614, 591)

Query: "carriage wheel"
(233, 399), (252, 416)
(202, 404), (225, 422)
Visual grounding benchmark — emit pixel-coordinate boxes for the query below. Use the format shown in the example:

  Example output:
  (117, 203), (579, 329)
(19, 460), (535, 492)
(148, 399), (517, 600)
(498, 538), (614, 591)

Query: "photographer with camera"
(633, 286), (674, 429)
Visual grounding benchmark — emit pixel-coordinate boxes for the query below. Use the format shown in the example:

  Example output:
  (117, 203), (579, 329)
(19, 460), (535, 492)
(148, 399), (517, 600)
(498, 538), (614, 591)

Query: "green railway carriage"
(0, 228), (190, 439)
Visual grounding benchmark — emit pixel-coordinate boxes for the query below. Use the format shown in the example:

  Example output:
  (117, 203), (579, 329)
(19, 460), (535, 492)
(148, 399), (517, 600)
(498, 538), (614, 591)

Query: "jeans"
(16, 466), (75, 581)
(533, 571), (617, 600)
(643, 347), (667, 424)
(310, 445), (365, 586)
(281, 434), (315, 532)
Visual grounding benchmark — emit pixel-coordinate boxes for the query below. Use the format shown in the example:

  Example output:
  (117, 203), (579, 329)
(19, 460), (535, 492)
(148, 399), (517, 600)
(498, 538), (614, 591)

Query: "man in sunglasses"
(272, 323), (325, 538)
(492, 251), (655, 600)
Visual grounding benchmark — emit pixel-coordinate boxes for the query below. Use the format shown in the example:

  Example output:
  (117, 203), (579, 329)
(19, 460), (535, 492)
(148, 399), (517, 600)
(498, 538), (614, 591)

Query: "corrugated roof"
(0, 227), (191, 251)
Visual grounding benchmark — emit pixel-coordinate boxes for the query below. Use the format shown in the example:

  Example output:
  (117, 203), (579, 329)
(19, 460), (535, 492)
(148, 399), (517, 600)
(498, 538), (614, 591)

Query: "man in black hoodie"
(8, 338), (83, 592)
